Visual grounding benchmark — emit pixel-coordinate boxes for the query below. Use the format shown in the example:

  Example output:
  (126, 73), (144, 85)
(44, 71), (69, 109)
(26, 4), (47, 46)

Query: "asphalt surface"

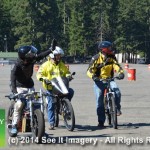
(0, 63), (150, 150)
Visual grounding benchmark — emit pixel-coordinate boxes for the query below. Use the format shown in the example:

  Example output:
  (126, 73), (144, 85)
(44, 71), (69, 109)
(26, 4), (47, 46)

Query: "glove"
(39, 78), (44, 82)
(12, 88), (17, 94)
(44, 79), (51, 85)
(118, 73), (125, 80)
(51, 38), (57, 51)
(9, 93), (16, 99)
(92, 76), (99, 81)
(67, 76), (73, 81)
(39, 78), (51, 84)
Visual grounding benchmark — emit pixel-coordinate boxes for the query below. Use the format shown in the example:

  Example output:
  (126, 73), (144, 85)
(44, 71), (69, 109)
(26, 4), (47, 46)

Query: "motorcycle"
(5, 90), (45, 143)
(42, 72), (76, 131)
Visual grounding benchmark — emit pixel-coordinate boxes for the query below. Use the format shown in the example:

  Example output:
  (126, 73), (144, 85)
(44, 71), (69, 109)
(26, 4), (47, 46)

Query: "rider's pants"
(93, 80), (121, 124)
(12, 87), (34, 126)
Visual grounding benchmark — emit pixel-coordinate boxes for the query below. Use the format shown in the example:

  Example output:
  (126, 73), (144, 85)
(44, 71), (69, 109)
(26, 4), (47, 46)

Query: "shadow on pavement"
(117, 122), (150, 130)
(55, 124), (109, 132)
(74, 124), (109, 131)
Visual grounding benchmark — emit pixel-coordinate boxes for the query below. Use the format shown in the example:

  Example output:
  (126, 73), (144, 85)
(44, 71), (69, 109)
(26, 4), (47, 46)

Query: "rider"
(87, 41), (124, 128)
(10, 44), (54, 135)
(36, 46), (74, 130)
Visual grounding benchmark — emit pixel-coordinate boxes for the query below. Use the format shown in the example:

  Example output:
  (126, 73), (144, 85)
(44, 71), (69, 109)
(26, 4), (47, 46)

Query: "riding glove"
(12, 88), (17, 94)
(92, 75), (99, 81)
(51, 39), (57, 51)
(44, 79), (51, 85)
(67, 76), (73, 81)
(118, 73), (125, 80)
(39, 78), (50, 84)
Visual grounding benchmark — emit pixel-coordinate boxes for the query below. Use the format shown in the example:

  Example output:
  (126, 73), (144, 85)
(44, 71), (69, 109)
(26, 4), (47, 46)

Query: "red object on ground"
(127, 68), (136, 81)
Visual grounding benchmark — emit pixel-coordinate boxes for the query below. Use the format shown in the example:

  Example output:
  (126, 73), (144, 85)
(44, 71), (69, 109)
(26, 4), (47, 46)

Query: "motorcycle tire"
(62, 98), (75, 131)
(32, 109), (45, 143)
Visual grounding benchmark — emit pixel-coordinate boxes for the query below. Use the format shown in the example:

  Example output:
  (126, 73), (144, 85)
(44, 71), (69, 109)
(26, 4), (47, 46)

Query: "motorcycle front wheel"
(110, 95), (118, 129)
(32, 109), (45, 143)
(106, 109), (111, 125)
(62, 98), (75, 131)
(54, 105), (59, 127)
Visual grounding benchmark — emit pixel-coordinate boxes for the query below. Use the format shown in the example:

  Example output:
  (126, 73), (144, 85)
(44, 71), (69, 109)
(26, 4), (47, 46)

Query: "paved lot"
(0, 63), (150, 150)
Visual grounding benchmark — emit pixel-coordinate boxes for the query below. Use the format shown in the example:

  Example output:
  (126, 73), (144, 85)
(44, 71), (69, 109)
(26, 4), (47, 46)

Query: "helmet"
(18, 46), (38, 61)
(98, 41), (114, 55)
(49, 46), (64, 59)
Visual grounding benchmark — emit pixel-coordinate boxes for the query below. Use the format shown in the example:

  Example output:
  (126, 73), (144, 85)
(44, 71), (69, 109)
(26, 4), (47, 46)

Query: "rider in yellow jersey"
(37, 46), (74, 130)
(87, 41), (124, 127)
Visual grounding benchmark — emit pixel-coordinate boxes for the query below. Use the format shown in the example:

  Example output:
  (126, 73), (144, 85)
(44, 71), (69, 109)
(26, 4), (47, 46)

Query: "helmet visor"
(25, 46), (37, 58)
(102, 47), (114, 55)
(30, 46), (38, 53)
(19, 46), (37, 54)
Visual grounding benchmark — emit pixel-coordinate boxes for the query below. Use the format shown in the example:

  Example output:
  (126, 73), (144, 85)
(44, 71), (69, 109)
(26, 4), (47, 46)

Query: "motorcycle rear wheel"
(110, 95), (118, 129)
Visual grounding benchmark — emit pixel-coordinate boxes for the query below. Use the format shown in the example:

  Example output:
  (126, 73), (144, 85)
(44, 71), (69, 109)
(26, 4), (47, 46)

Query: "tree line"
(0, 0), (150, 62)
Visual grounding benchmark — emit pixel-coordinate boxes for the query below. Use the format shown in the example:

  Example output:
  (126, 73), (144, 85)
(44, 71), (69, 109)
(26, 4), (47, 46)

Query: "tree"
(1, 0), (149, 62)
(0, 0), (12, 51)
(115, 0), (150, 62)
(3, 0), (62, 51)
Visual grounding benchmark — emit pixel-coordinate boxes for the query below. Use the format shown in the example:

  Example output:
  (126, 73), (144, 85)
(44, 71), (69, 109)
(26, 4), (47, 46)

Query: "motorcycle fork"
(59, 98), (65, 116)
(40, 89), (44, 113)
(106, 89), (115, 110)
(29, 100), (33, 129)
(104, 88), (108, 110)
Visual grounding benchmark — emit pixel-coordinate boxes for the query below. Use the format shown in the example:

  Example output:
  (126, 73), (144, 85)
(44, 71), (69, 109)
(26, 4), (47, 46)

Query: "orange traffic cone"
(124, 63), (129, 70)
(148, 64), (150, 70)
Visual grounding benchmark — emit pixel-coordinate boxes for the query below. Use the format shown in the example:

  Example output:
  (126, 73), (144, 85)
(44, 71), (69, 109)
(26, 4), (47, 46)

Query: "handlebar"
(40, 72), (76, 85)
(100, 76), (120, 82)
(5, 93), (19, 100)
(5, 91), (39, 100)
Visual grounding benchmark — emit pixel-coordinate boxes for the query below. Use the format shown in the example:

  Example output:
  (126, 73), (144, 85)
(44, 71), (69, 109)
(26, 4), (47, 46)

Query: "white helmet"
(49, 46), (64, 59)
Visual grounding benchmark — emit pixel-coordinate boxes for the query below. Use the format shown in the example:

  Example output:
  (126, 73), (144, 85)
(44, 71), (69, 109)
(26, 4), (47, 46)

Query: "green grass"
(0, 52), (17, 58)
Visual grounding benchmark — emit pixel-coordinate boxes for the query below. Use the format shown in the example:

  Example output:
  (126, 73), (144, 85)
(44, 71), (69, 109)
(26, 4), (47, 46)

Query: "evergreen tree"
(0, 0), (149, 62)
(0, 0), (12, 51)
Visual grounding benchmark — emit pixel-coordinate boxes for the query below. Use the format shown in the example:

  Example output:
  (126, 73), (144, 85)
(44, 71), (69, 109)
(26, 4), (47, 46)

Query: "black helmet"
(98, 41), (112, 49)
(18, 46), (38, 61)
(98, 41), (114, 55)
